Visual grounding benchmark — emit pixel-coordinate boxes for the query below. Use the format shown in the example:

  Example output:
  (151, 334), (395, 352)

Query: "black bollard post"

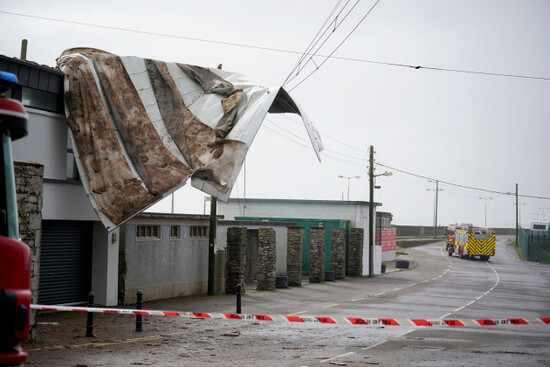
(86, 291), (95, 337)
(236, 284), (242, 314)
(135, 290), (143, 332)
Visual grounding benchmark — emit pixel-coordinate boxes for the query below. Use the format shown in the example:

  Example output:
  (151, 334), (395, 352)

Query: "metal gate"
(38, 220), (93, 305)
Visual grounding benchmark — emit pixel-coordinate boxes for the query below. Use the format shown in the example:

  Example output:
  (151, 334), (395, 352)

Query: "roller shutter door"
(38, 220), (93, 305)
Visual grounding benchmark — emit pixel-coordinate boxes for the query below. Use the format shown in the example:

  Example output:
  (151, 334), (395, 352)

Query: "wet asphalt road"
(27, 238), (550, 366)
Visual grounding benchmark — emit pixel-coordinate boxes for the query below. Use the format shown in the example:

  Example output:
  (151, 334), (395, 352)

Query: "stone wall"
(225, 227), (247, 294)
(286, 226), (303, 286)
(348, 228), (363, 277)
(331, 228), (346, 280)
(256, 228), (276, 291)
(14, 160), (44, 339)
(309, 227), (325, 283)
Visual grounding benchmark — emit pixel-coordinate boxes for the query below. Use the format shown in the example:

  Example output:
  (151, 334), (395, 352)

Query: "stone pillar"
(14, 160), (44, 340)
(331, 228), (346, 280)
(225, 227), (247, 294)
(286, 226), (303, 287)
(256, 228), (276, 291)
(309, 227), (325, 283)
(348, 228), (364, 277)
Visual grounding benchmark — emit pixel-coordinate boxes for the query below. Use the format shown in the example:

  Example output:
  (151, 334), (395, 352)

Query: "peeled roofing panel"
(58, 48), (323, 230)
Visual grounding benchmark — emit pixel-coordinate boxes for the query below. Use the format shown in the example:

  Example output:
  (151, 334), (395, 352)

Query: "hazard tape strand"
(30, 304), (550, 327)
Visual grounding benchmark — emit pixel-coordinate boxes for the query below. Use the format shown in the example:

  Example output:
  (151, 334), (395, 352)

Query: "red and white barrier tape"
(31, 304), (549, 327)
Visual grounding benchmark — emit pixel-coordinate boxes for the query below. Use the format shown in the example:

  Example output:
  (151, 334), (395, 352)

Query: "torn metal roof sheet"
(57, 48), (323, 231)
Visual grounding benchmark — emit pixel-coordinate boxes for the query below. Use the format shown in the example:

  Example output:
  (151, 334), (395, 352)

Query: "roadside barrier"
(31, 304), (550, 328)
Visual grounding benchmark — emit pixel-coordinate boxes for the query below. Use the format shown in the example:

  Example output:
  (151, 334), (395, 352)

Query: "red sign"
(376, 228), (396, 252)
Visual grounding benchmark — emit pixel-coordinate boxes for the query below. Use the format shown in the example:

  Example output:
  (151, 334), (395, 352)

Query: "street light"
(368, 145), (392, 277)
(539, 207), (549, 221)
(338, 175), (361, 201)
(427, 180), (443, 238)
(479, 197), (493, 227)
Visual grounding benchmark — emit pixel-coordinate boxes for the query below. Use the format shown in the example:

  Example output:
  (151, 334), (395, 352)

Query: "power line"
(261, 125), (366, 169)
(282, 0), (350, 85)
(376, 162), (550, 201)
(283, 0), (362, 87)
(3, 10), (548, 82)
(287, 0), (383, 91)
(264, 119), (367, 162)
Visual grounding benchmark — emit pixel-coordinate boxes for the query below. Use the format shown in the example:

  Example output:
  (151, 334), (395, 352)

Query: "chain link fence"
(519, 229), (550, 263)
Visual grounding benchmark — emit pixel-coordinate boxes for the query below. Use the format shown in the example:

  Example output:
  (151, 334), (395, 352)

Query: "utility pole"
(515, 183), (518, 246)
(368, 146), (374, 278)
(207, 196), (217, 295)
(207, 63), (223, 295)
(427, 180), (443, 238)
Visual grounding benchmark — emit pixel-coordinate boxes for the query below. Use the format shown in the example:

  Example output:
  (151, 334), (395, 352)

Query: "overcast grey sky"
(2, 0), (549, 227)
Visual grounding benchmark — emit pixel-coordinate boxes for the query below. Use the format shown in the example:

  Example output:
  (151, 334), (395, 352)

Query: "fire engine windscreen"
(57, 48), (323, 230)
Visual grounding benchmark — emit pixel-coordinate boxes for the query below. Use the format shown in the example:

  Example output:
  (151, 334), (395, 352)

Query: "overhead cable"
(283, 0), (362, 87)
(287, 0), (383, 91)
(2, 10), (549, 81)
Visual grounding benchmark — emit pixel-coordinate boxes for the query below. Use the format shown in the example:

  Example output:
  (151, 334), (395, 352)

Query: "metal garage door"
(38, 220), (93, 305)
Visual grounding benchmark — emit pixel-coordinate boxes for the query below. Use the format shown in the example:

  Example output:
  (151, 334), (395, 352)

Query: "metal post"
(236, 284), (242, 314)
(135, 290), (143, 332)
(85, 292), (95, 337)
(20, 39), (28, 61)
(368, 145), (374, 277)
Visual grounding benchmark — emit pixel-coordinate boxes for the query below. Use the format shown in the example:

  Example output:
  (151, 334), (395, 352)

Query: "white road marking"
(319, 352), (356, 363)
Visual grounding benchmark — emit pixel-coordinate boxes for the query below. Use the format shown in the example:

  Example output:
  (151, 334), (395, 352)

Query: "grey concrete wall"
(120, 224), (208, 304)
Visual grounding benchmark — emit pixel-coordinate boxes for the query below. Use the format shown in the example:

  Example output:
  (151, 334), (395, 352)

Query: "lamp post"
(368, 145), (392, 277)
(427, 180), (443, 238)
(338, 175), (361, 201)
(539, 207), (549, 221)
(479, 197), (493, 227)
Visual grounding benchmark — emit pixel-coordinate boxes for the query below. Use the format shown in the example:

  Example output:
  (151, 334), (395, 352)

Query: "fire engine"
(445, 223), (495, 261)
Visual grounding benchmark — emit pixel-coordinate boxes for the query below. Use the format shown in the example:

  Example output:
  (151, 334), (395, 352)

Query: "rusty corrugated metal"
(57, 48), (323, 230)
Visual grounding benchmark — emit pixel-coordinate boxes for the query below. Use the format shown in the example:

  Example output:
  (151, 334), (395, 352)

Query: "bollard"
(135, 290), (143, 332)
(85, 292), (95, 337)
(236, 284), (242, 314)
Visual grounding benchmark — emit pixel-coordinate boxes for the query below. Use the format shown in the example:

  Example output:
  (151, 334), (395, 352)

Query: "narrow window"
(136, 225), (161, 240)
(170, 225), (181, 239)
(190, 226), (208, 238)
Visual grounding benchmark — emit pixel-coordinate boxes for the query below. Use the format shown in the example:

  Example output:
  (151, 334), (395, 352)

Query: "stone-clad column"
(286, 226), (303, 287)
(348, 228), (364, 277)
(331, 228), (346, 280)
(15, 160), (44, 339)
(309, 227), (325, 283)
(225, 227), (247, 294)
(257, 228), (276, 291)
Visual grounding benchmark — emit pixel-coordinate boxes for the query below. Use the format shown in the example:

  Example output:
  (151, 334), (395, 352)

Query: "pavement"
(23, 247), (418, 362)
